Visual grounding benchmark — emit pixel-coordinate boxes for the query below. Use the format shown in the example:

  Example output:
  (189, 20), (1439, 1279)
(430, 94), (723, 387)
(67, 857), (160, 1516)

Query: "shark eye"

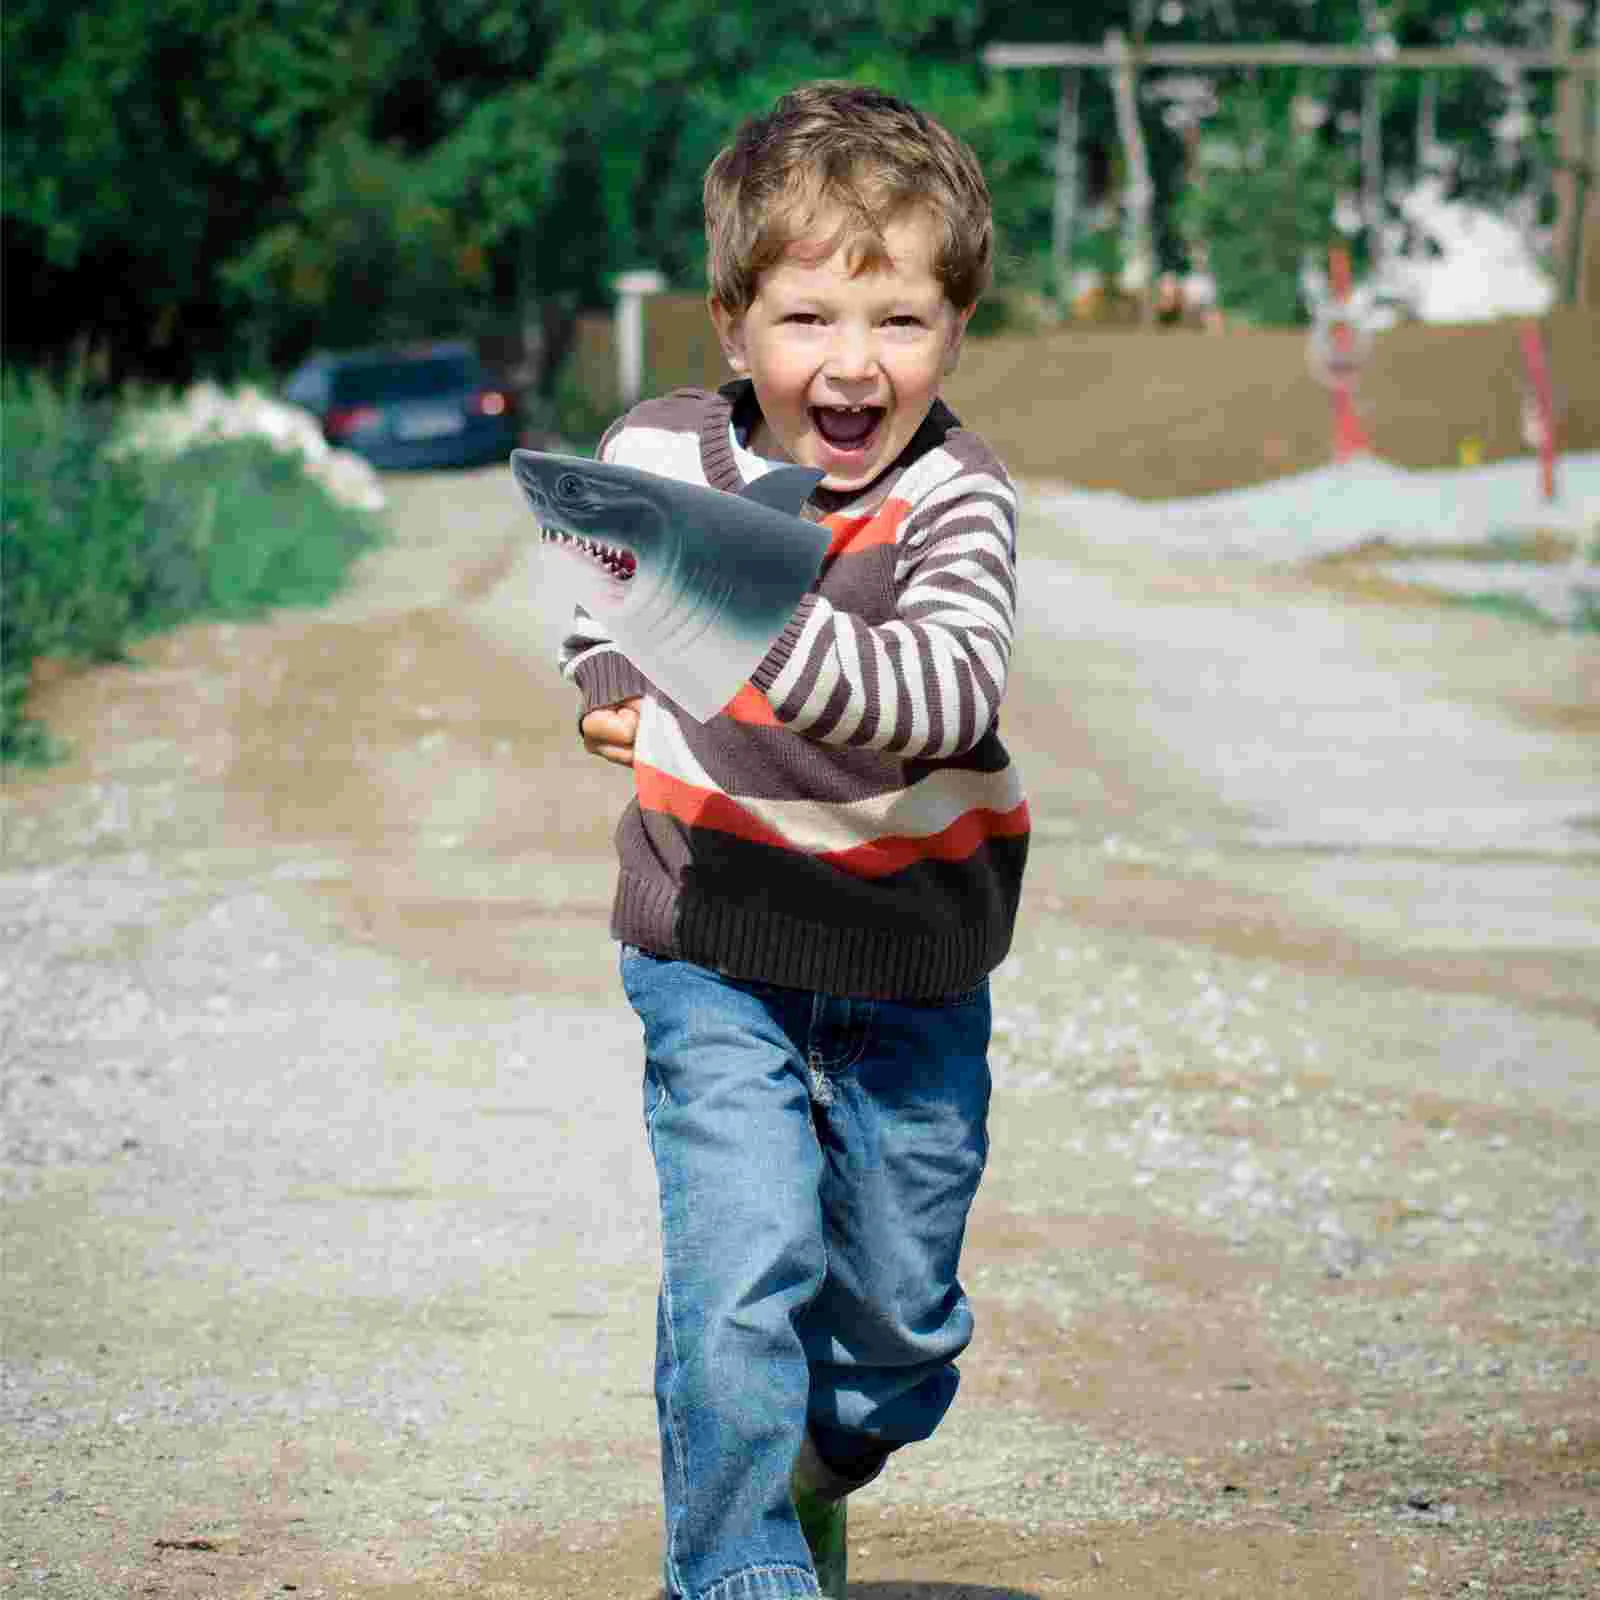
(555, 473), (586, 502)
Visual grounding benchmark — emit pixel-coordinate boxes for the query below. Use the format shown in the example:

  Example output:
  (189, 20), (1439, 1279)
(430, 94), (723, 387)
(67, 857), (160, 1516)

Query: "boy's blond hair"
(704, 81), (993, 315)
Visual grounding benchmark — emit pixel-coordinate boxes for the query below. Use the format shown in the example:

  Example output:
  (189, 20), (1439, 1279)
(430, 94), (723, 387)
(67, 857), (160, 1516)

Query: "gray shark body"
(511, 448), (829, 721)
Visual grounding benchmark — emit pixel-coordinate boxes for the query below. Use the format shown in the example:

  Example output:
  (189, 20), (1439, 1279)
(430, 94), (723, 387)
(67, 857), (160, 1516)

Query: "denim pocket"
(618, 942), (655, 1003)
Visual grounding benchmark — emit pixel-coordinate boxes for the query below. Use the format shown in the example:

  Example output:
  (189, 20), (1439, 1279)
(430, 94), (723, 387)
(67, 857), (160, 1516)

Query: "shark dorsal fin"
(737, 465), (826, 518)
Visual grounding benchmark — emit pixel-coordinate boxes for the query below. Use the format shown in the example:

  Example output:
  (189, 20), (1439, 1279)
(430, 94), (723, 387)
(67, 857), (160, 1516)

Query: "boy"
(561, 82), (1028, 1599)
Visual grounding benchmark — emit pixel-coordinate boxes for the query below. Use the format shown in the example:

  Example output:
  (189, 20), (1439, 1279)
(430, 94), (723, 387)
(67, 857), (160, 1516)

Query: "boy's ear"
(943, 302), (977, 375)
(708, 297), (749, 375)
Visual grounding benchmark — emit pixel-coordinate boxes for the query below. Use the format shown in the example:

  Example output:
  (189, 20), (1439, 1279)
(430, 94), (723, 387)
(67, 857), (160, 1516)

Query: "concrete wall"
(576, 297), (1598, 498)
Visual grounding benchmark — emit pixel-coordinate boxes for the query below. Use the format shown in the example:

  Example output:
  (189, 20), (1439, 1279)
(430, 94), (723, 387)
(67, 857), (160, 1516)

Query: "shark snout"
(516, 474), (549, 515)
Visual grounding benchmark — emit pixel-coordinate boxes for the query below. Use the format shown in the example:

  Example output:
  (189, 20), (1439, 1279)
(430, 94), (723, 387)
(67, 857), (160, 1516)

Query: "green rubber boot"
(792, 1481), (848, 1598)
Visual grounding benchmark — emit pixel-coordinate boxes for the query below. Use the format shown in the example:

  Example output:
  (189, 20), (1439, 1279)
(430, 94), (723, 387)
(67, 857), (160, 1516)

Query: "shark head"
(510, 447), (830, 721)
(512, 452), (668, 606)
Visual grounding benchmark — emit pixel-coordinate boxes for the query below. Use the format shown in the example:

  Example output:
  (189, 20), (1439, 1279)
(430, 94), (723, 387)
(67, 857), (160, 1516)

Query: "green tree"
(6, 0), (1578, 380)
(1179, 94), (1351, 324)
(3, 0), (391, 379)
(225, 127), (500, 359)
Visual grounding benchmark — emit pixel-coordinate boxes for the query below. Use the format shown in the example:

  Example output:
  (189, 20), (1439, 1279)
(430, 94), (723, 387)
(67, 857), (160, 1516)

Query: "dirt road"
(3, 465), (1596, 1599)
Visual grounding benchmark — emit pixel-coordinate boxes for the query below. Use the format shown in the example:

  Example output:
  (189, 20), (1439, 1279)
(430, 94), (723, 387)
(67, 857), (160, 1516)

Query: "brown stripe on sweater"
(673, 832), (1028, 1000)
(699, 386), (742, 490)
(908, 530), (1018, 597)
(773, 605), (831, 724)
(850, 611), (885, 748)
(933, 424), (1015, 484)
(883, 630), (917, 756)
(669, 714), (914, 803)
(955, 658), (978, 753)
(913, 627), (945, 754)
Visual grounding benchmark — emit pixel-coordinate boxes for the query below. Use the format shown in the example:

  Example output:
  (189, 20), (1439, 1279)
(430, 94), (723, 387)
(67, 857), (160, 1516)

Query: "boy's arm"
(751, 461), (1017, 758)
(561, 610), (650, 717)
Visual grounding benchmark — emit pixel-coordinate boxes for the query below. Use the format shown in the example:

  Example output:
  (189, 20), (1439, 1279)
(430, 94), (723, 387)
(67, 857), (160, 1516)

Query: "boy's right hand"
(580, 696), (642, 767)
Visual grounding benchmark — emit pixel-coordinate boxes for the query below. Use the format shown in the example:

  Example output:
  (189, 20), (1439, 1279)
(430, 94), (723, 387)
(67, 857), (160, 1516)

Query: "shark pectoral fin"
(737, 465), (826, 517)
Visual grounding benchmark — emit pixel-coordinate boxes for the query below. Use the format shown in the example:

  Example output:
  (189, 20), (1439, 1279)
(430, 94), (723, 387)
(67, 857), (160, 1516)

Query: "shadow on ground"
(851, 1587), (1041, 1599)
(654, 1591), (1038, 1600)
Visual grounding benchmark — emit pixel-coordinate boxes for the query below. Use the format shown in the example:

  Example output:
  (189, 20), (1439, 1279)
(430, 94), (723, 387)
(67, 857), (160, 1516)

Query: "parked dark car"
(283, 341), (520, 470)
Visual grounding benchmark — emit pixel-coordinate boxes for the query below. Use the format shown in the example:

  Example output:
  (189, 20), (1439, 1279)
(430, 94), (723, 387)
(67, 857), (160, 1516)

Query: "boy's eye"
(885, 315), (925, 328)
(782, 312), (823, 325)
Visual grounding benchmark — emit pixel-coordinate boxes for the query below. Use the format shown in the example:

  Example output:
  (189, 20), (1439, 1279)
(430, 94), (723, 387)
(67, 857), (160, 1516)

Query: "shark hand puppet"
(511, 449), (830, 723)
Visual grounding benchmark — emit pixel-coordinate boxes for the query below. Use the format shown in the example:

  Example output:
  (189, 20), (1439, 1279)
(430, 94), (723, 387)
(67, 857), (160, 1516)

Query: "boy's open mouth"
(541, 527), (637, 582)
(812, 405), (884, 452)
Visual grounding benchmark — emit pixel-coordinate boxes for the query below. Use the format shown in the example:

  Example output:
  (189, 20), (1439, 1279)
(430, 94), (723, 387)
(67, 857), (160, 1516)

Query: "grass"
(1445, 585), (1600, 633)
(2, 370), (382, 765)
(1444, 591), (1566, 629)
(1318, 530), (1584, 567)
(1313, 527), (1600, 633)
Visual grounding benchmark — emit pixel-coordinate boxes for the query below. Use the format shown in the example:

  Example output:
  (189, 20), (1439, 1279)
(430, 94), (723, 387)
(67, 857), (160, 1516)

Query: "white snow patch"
(1030, 453), (1599, 563)
(1374, 560), (1598, 627)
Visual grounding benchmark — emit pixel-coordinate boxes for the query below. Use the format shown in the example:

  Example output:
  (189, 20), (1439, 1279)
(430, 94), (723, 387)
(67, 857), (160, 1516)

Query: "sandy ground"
(2, 464), (1597, 1600)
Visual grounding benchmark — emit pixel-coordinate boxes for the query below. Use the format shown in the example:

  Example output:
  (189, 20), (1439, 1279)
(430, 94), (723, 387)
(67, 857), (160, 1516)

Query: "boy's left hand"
(580, 697), (642, 767)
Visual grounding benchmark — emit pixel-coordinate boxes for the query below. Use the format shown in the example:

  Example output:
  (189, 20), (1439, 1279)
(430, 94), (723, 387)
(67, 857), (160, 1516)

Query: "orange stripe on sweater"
(722, 682), (782, 727)
(823, 498), (909, 559)
(635, 766), (792, 853)
(637, 765), (1030, 880)
(819, 802), (1031, 878)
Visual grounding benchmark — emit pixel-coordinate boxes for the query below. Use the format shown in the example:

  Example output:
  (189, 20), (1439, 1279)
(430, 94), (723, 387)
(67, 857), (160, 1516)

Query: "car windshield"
(331, 355), (476, 405)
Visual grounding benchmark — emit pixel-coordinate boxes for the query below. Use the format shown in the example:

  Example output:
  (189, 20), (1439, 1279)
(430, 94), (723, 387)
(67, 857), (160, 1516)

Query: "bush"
(2, 371), (382, 764)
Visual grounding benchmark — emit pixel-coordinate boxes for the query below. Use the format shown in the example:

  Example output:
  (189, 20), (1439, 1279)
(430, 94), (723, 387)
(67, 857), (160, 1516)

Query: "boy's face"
(710, 207), (973, 491)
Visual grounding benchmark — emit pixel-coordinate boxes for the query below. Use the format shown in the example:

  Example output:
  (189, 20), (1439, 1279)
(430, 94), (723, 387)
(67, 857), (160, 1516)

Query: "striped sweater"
(560, 380), (1029, 1000)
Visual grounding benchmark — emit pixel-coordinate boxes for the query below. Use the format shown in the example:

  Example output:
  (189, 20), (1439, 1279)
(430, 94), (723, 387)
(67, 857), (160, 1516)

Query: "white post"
(1360, 0), (1386, 274)
(1362, 69), (1384, 272)
(1107, 29), (1156, 318)
(1552, 4), (1585, 303)
(1053, 69), (1082, 312)
(1416, 73), (1438, 172)
(613, 269), (666, 407)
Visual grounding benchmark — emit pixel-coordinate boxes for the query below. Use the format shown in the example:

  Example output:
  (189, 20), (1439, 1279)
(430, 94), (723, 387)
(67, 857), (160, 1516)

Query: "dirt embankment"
(2, 464), (1597, 1599)
(578, 299), (1600, 497)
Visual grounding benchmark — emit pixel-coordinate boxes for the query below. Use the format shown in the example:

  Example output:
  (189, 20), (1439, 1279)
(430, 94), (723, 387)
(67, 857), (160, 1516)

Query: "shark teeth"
(541, 526), (637, 581)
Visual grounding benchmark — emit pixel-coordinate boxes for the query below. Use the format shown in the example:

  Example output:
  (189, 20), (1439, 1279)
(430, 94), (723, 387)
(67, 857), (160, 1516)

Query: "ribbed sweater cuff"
(573, 650), (650, 716)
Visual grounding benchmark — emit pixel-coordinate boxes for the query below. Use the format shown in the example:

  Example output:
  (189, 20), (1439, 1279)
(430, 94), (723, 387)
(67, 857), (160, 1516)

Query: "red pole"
(1518, 321), (1558, 503)
(1327, 247), (1371, 462)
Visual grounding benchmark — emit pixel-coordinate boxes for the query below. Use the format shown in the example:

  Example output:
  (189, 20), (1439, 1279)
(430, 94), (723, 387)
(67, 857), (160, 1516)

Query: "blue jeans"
(619, 947), (992, 1600)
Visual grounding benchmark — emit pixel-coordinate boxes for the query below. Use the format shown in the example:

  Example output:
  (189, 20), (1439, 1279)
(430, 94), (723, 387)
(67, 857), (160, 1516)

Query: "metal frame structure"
(985, 26), (1600, 314)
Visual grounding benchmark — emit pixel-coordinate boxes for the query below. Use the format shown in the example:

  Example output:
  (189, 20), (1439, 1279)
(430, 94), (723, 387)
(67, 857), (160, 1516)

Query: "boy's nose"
(822, 327), (878, 384)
